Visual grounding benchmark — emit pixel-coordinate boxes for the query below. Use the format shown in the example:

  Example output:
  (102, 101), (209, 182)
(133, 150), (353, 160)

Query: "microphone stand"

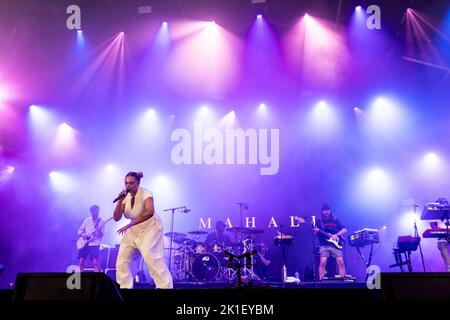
(237, 202), (248, 244)
(163, 206), (189, 272)
(311, 216), (318, 284)
(413, 204), (426, 272)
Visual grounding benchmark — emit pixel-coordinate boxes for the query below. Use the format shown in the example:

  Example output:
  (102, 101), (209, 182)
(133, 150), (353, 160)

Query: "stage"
(1, 272), (450, 302)
(1, 2), (450, 315)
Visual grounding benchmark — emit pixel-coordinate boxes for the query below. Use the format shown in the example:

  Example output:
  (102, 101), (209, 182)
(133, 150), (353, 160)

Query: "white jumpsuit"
(116, 187), (173, 288)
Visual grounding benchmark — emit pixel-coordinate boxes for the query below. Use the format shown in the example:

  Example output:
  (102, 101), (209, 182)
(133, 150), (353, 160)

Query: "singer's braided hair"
(126, 171), (144, 184)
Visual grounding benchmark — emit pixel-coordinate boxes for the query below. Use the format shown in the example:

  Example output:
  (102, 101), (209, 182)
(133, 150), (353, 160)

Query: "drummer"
(205, 221), (231, 251)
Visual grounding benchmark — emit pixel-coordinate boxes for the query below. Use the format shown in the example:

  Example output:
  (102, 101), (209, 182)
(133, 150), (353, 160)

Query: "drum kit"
(165, 227), (265, 282)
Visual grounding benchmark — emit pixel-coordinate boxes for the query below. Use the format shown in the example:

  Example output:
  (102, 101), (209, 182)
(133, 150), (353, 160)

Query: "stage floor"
(1, 273), (449, 306)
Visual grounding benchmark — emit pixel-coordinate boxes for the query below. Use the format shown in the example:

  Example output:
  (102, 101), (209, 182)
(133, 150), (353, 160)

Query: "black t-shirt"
(317, 217), (345, 247)
(206, 232), (231, 247)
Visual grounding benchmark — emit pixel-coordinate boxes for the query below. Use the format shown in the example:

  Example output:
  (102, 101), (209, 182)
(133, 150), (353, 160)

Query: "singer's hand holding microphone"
(113, 189), (129, 203)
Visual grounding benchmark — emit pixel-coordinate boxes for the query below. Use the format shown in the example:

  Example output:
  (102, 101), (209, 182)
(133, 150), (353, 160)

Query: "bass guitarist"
(313, 203), (347, 280)
(77, 205), (105, 272)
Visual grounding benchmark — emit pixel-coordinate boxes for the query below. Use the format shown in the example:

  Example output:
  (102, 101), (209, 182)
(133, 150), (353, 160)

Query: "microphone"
(113, 189), (128, 203)
(236, 202), (249, 209)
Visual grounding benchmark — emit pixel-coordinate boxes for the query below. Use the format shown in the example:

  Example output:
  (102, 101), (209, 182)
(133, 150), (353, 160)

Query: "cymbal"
(173, 237), (195, 245)
(164, 232), (186, 238)
(188, 230), (208, 235)
(226, 227), (264, 234)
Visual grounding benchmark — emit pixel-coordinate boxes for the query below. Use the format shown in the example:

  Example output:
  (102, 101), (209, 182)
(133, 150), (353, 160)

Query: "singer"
(113, 171), (173, 289)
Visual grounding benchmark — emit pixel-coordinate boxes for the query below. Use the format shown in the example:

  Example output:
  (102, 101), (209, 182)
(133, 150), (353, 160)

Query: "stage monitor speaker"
(13, 272), (122, 301)
(381, 272), (450, 301)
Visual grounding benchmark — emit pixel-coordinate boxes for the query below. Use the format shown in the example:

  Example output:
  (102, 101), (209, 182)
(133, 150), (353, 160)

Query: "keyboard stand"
(389, 248), (413, 272)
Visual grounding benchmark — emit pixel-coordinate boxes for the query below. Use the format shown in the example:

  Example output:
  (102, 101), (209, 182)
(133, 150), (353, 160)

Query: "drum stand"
(241, 236), (260, 281)
(163, 206), (190, 272)
(224, 249), (257, 287)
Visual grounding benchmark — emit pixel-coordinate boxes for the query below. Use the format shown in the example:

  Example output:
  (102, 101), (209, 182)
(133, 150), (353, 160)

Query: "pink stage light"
(164, 21), (242, 98)
(284, 15), (349, 85)
(220, 110), (236, 128)
(0, 166), (14, 185)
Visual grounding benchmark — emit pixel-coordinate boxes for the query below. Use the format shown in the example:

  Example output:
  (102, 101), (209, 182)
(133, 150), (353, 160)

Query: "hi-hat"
(164, 232), (186, 238)
(187, 230), (208, 235)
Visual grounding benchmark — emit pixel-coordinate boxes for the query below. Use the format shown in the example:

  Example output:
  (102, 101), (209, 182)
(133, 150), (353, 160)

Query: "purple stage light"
(355, 6), (362, 11)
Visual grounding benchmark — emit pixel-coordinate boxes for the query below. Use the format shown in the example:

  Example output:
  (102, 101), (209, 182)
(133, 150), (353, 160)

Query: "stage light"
(398, 211), (422, 233)
(416, 152), (445, 179)
(257, 14), (263, 19)
(51, 122), (79, 158)
(162, 21), (168, 27)
(355, 6), (362, 11)
(0, 166), (14, 184)
(28, 105), (54, 131)
(259, 103), (267, 111)
(220, 110), (236, 128)
(56, 122), (76, 144)
(369, 96), (405, 135)
(306, 100), (339, 137)
(49, 171), (76, 193)
(423, 152), (439, 166)
(0, 86), (8, 103)
(197, 105), (213, 121)
(355, 167), (398, 209)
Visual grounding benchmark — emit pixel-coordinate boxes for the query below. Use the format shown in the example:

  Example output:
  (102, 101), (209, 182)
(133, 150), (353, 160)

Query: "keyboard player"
(429, 220), (450, 272)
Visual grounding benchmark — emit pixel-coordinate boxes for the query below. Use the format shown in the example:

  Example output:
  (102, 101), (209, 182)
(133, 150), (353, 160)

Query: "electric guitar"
(77, 217), (113, 250)
(294, 216), (345, 250)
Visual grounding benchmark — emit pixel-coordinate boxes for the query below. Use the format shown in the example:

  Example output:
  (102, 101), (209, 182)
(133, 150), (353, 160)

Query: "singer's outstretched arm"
(116, 197), (155, 235)
(127, 197), (154, 227)
(113, 199), (125, 221)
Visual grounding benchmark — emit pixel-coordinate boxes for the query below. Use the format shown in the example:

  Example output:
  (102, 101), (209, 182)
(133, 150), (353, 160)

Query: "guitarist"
(77, 205), (105, 272)
(313, 204), (347, 280)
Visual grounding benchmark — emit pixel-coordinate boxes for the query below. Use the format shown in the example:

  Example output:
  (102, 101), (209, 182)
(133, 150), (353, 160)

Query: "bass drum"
(191, 254), (220, 282)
